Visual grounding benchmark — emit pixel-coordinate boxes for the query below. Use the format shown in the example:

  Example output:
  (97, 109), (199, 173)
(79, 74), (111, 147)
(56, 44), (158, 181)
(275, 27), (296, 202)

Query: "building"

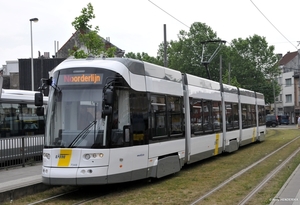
(2, 30), (124, 93)
(274, 50), (300, 124)
(56, 30), (125, 58)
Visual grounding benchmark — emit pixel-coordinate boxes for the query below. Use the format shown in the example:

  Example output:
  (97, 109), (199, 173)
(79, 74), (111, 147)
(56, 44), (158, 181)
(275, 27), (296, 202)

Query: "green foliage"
(221, 35), (281, 103)
(125, 52), (164, 66)
(69, 48), (88, 59)
(69, 3), (116, 58)
(221, 69), (241, 87)
(71, 2), (95, 32)
(164, 22), (221, 80)
(124, 21), (281, 104)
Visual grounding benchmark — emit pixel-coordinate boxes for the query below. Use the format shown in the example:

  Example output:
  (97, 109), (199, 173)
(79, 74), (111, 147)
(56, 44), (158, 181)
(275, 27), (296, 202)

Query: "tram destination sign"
(57, 73), (103, 85)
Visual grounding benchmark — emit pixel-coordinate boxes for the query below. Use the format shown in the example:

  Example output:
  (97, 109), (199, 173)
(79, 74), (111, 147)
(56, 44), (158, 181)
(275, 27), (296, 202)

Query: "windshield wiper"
(52, 84), (61, 92)
(68, 120), (96, 147)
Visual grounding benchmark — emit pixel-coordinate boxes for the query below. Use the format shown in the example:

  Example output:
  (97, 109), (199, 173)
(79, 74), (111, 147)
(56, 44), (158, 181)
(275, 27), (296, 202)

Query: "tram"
(0, 89), (48, 138)
(0, 89), (48, 167)
(35, 58), (266, 185)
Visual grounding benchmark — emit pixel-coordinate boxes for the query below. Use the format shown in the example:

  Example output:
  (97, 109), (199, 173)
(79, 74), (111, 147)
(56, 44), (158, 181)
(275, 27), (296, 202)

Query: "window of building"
(286, 94), (292, 103)
(285, 78), (292, 87)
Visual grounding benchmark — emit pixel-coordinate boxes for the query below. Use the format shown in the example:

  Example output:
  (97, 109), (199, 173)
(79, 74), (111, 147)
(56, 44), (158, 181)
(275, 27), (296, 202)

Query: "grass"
(4, 129), (300, 205)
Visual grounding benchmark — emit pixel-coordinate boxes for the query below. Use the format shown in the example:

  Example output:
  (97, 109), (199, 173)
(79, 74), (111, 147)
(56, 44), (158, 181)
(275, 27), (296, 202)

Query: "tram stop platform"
(0, 163), (299, 204)
(0, 163), (50, 204)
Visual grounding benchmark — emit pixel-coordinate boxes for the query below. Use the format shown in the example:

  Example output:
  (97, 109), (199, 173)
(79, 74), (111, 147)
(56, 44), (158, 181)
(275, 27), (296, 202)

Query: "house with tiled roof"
(56, 30), (125, 58)
(274, 50), (300, 124)
(279, 51), (298, 70)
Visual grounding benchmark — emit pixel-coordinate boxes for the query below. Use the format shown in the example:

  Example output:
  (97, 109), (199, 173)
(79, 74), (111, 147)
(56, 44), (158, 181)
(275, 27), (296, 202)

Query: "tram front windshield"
(45, 70), (107, 148)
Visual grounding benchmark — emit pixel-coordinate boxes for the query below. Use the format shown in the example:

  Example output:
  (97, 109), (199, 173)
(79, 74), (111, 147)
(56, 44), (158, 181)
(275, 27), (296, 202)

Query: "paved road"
(268, 124), (298, 129)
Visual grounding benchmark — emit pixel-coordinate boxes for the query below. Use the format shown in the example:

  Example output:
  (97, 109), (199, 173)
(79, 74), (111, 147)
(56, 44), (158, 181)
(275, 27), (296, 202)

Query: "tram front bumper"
(42, 166), (108, 185)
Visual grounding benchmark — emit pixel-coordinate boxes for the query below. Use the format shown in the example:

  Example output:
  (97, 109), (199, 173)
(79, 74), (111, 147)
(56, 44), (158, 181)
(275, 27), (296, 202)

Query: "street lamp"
(30, 18), (38, 91)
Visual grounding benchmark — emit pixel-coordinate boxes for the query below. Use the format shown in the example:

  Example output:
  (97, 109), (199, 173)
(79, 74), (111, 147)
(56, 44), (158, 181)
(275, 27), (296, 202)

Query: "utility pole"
(273, 78), (277, 116)
(228, 63), (231, 85)
(163, 24), (168, 67)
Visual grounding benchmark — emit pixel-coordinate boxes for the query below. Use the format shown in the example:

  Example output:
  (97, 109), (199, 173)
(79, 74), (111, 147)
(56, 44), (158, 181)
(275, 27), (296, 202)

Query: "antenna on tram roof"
(200, 40), (226, 80)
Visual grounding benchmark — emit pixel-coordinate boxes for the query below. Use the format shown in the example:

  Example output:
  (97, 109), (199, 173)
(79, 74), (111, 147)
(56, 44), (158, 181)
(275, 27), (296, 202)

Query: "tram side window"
(242, 104), (255, 128)
(191, 99), (203, 136)
(112, 90), (129, 129)
(226, 103), (233, 130)
(167, 96), (183, 137)
(242, 104), (249, 128)
(191, 99), (220, 136)
(0, 103), (44, 138)
(111, 89), (130, 146)
(250, 105), (256, 126)
(202, 100), (213, 133)
(232, 103), (239, 129)
(225, 102), (239, 130)
(150, 95), (167, 138)
(130, 92), (148, 145)
(212, 101), (221, 132)
(258, 105), (266, 126)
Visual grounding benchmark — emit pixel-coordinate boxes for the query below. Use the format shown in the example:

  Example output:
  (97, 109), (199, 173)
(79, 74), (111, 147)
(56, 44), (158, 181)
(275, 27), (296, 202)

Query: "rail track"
(190, 135), (300, 205)
(13, 128), (300, 205)
(27, 186), (109, 205)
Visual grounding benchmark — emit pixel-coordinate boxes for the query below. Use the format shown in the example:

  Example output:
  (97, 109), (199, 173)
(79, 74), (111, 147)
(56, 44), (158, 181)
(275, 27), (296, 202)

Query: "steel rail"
(27, 189), (79, 205)
(190, 136), (300, 205)
(239, 147), (300, 205)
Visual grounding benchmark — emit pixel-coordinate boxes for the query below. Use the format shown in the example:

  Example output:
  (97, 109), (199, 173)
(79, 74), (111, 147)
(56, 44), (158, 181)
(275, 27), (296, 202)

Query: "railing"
(0, 135), (44, 169)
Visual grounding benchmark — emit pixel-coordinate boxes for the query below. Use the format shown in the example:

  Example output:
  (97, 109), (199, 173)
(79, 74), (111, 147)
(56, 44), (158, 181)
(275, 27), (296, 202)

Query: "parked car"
(277, 115), (289, 125)
(266, 114), (278, 127)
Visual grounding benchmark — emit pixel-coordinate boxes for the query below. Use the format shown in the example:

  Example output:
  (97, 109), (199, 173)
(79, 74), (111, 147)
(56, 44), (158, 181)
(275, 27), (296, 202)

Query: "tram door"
(107, 90), (148, 183)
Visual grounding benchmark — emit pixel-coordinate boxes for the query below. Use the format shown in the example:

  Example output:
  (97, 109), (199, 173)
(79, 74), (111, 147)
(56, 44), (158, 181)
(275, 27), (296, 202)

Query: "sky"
(1, 0), (300, 66)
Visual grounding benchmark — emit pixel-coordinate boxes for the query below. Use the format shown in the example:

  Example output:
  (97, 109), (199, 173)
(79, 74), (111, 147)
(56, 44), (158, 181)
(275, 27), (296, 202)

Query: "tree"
(221, 68), (241, 87)
(222, 35), (281, 103)
(125, 52), (164, 66)
(124, 21), (279, 104)
(158, 22), (222, 81)
(69, 3), (116, 58)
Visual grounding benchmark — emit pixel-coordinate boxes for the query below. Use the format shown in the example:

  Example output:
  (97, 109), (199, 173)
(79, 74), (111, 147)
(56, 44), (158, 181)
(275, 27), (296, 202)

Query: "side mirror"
(38, 77), (52, 91)
(102, 105), (112, 116)
(36, 107), (44, 116)
(104, 88), (113, 106)
(35, 93), (44, 106)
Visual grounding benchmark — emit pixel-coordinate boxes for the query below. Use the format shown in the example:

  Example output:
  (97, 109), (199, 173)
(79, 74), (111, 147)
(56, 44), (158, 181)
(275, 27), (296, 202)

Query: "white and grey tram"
(35, 58), (266, 185)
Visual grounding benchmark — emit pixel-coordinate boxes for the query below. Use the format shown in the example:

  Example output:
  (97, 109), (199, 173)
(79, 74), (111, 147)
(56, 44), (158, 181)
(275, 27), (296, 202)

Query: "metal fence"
(0, 135), (44, 169)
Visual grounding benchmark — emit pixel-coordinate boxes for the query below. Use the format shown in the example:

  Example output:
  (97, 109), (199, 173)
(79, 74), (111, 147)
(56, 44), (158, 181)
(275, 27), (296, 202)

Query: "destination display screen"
(56, 73), (103, 85)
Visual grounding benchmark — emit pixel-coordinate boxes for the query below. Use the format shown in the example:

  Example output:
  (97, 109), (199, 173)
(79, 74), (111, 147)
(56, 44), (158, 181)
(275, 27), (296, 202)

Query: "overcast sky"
(1, 0), (300, 66)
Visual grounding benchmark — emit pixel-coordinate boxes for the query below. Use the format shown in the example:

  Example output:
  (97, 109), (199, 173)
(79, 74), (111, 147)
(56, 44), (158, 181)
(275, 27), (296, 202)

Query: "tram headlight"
(84, 154), (91, 160)
(84, 153), (104, 160)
